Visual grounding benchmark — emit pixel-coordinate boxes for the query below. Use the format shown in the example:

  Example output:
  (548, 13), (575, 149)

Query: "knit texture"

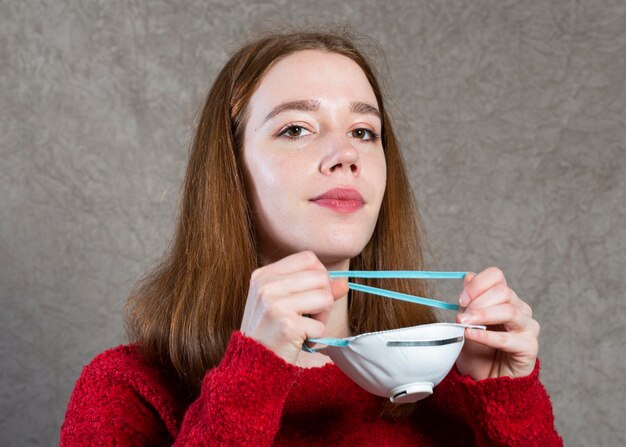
(60, 331), (563, 446)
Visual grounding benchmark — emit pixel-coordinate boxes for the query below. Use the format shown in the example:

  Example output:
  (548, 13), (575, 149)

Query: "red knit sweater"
(60, 331), (563, 446)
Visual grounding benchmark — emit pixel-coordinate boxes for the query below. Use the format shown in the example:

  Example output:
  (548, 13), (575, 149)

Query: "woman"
(60, 28), (562, 446)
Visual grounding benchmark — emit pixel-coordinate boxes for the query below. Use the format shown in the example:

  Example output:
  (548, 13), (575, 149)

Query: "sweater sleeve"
(60, 356), (173, 446)
(173, 331), (301, 446)
(60, 331), (301, 446)
(428, 360), (563, 446)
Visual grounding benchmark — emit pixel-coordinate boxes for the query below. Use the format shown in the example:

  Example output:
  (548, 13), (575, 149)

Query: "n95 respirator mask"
(305, 322), (484, 403)
(303, 270), (485, 403)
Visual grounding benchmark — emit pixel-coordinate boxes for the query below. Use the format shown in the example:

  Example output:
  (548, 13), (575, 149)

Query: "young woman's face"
(241, 49), (386, 266)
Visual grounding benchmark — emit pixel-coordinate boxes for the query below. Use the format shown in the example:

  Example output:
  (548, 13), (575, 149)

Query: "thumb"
(460, 272), (476, 307)
(330, 278), (349, 300)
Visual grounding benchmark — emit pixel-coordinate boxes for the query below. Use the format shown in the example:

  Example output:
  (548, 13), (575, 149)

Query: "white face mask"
(305, 322), (484, 403)
(303, 270), (485, 403)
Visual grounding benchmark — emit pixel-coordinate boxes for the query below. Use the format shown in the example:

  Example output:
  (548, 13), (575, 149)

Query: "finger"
(301, 281), (347, 326)
(458, 303), (534, 332)
(464, 327), (539, 357)
(299, 316), (327, 341)
(461, 267), (508, 306)
(463, 283), (531, 317)
(278, 289), (335, 316)
(459, 272), (476, 307)
(263, 269), (333, 295)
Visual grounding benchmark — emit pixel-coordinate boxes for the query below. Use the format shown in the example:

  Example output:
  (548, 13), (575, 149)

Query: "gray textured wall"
(1, 1), (625, 445)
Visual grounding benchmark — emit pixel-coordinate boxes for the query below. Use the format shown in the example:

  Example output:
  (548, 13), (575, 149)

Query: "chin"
(311, 242), (367, 266)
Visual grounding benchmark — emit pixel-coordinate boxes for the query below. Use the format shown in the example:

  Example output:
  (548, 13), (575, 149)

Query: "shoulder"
(76, 342), (187, 402)
(81, 343), (148, 373)
(76, 343), (155, 386)
(69, 344), (187, 432)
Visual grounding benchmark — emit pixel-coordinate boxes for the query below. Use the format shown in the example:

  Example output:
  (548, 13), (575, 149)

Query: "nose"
(320, 135), (360, 176)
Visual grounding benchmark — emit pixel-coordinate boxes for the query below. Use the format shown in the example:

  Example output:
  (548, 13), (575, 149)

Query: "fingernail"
(459, 290), (470, 307)
(458, 313), (471, 324)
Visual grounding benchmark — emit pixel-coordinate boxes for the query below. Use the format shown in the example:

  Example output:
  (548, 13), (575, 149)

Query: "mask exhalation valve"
(390, 382), (434, 404)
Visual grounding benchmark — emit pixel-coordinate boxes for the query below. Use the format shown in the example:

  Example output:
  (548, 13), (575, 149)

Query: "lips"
(310, 188), (365, 213)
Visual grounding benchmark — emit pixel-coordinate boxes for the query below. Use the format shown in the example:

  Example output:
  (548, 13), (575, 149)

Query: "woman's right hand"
(240, 251), (349, 365)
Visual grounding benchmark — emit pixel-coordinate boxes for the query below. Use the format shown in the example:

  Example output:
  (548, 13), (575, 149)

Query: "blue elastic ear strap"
(302, 337), (349, 353)
(331, 270), (466, 311)
(345, 282), (460, 311)
(304, 271), (470, 352)
(329, 271), (467, 280)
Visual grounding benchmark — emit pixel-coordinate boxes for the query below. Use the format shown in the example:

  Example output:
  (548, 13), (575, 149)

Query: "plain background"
(1, 1), (625, 445)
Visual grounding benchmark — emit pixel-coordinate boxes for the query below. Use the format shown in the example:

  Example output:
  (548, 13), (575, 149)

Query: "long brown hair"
(124, 26), (438, 410)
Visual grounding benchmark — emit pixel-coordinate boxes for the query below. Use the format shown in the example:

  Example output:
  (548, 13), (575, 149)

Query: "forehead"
(248, 49), (378, 114)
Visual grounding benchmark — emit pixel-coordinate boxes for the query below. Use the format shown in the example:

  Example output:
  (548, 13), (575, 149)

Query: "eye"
(348, 128), (380, 142)
(278, 124), (313, 141)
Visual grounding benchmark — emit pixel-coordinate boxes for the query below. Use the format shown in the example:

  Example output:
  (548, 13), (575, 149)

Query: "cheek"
(257, 156), (294, 191)
(247, 154), (302, 212)
(243, 144), (276, 188)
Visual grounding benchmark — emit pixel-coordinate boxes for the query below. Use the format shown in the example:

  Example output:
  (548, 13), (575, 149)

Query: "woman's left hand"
(455, 267), (540, 380)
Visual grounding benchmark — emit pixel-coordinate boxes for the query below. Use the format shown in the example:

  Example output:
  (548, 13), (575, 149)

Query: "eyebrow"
(262, 99), (381, 124)
(263, 99), (319, 123)
(350, 101), (381, 120)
